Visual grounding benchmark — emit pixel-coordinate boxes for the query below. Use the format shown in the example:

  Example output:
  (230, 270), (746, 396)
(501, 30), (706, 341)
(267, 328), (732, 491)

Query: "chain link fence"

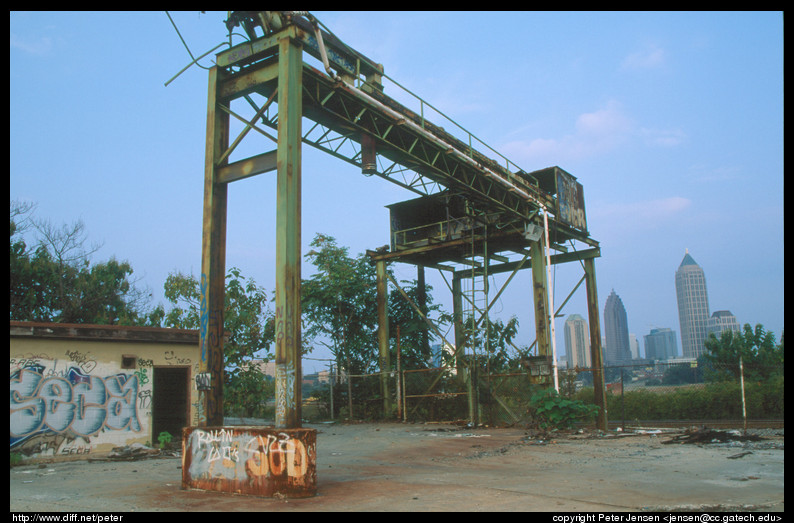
(302, 360), (783, 428)
(568, 361), (784, 428)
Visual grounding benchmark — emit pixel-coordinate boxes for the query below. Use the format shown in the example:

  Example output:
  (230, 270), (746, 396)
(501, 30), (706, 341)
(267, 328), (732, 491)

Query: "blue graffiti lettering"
(10, 367), (141, 445)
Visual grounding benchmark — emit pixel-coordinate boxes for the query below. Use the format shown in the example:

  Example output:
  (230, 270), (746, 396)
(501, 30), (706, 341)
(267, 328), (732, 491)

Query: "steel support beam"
(585, 257), (608, 430)
(417, 266), (430, 357)
(217, 150), (277, 184)
(530, 239), (551, 357)
(198, 66), (229, 427)
(274, 36), (303, 429)
(452, 273), (464, 375)
(376, 260), (391, 415)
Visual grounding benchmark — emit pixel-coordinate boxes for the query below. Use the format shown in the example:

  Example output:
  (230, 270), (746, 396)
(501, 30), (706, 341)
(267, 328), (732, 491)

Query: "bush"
(584, 376), (784, 422)
(529, 387), (599, 429)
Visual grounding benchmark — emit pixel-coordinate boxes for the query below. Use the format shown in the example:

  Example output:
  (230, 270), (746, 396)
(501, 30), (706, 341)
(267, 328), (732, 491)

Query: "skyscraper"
(707, 310), (740, 339)
(604, 289), (631, 365)
(564, 314), (590, 369)
(644, 327), (678, 361)
(675, 250), (710, 359)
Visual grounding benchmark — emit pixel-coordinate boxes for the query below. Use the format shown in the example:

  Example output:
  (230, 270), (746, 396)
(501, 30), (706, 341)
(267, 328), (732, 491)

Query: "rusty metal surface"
(585, 257), (608, 430)
(274, 36), (304, 430)
(199, 66), (229, 427)
(182, 426), (317, 498)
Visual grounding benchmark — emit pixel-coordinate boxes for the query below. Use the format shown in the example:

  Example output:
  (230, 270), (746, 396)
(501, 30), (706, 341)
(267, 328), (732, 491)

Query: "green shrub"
(157, 431), (173, 447)
(529, 387), (599, 429)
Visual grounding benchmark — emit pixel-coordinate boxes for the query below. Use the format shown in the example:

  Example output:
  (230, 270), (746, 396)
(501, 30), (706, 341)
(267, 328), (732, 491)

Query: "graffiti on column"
(275, 361), (296, 423)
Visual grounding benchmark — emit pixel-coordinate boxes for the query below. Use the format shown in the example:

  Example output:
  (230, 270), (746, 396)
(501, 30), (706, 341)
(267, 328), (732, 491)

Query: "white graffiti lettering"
(189, 429), (310, 480)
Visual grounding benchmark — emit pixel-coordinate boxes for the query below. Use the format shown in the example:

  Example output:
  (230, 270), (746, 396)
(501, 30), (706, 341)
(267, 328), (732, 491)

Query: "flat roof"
(9, 321), (199, 344)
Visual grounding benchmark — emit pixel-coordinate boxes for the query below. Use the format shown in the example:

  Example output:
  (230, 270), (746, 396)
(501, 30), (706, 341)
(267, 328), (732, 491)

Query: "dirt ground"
(10, 422), (784, 513)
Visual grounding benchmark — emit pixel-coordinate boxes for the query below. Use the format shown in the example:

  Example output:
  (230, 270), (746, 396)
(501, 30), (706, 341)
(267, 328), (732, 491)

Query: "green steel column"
(199, 66), (229, 427)
(452, 273), (464, 375)
(376, 260), (391, 416)
(530, 238), (551, 357)
(584, 257), (608, 430)
(452, 272), (478, 425)
(417, 266), (429, 356)
(275, 35), (303, 429)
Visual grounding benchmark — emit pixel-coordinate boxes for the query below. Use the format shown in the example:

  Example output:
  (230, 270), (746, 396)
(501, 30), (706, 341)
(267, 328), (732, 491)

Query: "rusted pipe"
(304, 14), (342, 83)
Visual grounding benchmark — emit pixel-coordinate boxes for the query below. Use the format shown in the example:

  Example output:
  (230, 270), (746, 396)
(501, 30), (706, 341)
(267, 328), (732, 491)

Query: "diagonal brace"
(216, 89), (278, 166)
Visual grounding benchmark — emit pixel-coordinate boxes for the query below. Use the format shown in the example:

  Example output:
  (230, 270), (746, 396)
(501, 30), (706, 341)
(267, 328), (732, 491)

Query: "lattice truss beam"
(220, 65), (548, 220)
(209, 18), (596, 251)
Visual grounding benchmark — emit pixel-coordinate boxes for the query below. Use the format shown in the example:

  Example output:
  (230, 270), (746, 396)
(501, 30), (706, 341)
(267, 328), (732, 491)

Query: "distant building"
(252, 360), (277, 378)
(629, 334), (640, 360)
(563, 314), (591, 369)
(604, 289), (632, 365)
(644, 327), (678, 361)
(707, 310), (741, 339)
(675, 250), (711, 359)
(316, 369), (332, 384)
(430, 342), (456, 371)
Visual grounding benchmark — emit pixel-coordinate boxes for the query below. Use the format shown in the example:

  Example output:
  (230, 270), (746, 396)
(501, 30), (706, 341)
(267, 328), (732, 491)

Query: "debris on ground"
(661, 427), (764, 445)
(88, 443), (180, 462)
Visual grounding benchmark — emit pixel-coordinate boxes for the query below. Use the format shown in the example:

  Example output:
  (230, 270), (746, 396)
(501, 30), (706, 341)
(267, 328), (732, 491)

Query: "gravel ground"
(10, 423), (784, 512)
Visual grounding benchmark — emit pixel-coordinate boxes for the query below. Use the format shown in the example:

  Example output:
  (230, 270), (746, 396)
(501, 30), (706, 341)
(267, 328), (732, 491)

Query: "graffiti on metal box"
(186, 428), (311, 480)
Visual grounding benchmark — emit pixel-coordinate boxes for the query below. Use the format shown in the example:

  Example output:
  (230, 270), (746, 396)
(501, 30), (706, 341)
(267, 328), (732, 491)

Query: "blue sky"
(10, 12), (784, 373)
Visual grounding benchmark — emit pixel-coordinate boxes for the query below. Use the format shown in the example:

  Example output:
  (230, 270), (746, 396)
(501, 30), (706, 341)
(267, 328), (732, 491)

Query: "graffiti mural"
(10, 363), (143, 451)
(10, 325), (201, 462)
(182, 426), (317, 497)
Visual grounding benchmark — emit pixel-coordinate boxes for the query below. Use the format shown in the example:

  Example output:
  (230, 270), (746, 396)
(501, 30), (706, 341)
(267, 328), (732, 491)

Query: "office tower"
(629, 334), (640, 359)
(675, 250), (710, 359)
(644, 327), (678, 361)
(564, 314), (591, 369)
(707, 310), (740, 339)
(604, 289), (632, 365)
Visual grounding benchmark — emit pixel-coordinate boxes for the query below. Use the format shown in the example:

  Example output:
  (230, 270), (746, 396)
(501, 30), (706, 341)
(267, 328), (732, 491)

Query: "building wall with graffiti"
(10, 322), (200, 462)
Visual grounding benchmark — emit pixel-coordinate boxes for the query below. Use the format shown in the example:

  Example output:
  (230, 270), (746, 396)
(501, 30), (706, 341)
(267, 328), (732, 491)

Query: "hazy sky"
(10, 12), (783, 373)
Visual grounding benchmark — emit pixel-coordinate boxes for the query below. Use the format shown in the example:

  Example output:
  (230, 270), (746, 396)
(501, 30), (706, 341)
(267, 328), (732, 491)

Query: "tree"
(703, 324), (784, 382)
(9, 200), (147, 324)
(156, 268), (276, 417)
(461, 314), (520, 371)
(387, 278), (444, 370)
(302, 233), (379, 375)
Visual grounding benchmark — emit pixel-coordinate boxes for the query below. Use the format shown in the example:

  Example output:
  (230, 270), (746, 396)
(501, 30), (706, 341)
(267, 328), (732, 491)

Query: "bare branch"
(32, 217), (104, 267)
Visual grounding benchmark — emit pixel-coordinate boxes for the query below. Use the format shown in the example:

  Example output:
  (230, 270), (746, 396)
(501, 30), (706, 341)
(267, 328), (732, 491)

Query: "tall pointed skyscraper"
(604, 289), (631, 365)
(675, 250), (710, 359)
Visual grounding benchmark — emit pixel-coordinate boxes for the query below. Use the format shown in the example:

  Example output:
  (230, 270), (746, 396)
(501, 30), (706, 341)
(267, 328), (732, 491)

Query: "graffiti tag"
(10, 367), (142, 441)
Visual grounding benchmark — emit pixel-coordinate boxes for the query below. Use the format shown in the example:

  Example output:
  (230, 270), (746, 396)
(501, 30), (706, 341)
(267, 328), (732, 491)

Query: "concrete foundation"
(182, 426), (317, 498)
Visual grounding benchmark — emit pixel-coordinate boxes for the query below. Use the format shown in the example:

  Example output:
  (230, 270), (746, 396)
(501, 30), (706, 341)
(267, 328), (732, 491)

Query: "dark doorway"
(152, 367), (189, 445)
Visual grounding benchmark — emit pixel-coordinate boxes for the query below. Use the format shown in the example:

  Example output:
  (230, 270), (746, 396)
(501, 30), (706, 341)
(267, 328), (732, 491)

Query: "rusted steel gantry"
(196, 11), (607, 432)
